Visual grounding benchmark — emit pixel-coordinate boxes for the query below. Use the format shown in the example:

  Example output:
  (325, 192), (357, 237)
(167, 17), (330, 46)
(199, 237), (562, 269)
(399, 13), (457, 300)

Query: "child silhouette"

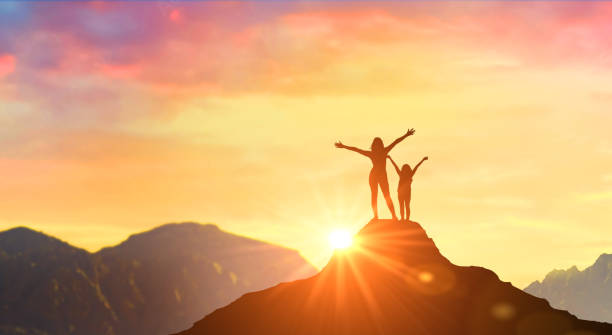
(387, 155), (428, 221)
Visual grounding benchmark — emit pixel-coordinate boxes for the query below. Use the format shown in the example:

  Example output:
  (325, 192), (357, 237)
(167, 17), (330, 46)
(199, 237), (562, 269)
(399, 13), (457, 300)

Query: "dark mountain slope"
(525, 253), (612, 323)
(175, 220), (612, 335)
(0, 223), (316, 335)
(0, 227), (116, 335)
(94, 223), (316, 335)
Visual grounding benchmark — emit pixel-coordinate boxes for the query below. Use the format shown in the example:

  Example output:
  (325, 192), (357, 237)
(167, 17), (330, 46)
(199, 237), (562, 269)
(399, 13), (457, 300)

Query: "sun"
(328, 229), (353, 250)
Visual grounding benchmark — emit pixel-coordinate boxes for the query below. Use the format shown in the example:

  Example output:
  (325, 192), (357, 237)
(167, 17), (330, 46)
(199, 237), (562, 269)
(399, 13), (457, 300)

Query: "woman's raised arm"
(385, 128), (415, 153)
(335, 141), (370, 157)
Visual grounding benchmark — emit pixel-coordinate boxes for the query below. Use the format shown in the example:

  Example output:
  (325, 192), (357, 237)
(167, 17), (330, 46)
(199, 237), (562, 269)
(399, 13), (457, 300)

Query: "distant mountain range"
(0, 223), (317, 335)
(175, 219), (612, 335)
(524, 253), (612, 323)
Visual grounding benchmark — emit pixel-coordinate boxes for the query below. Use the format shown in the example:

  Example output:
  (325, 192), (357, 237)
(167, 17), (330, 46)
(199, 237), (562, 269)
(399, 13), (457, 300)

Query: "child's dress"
(398, 173), (413, 200)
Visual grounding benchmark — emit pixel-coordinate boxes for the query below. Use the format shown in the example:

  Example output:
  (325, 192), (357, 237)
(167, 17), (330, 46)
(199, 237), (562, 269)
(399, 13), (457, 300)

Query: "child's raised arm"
(412, 156), (428, 176)
(335, 141), (371, 157)
(387, 155), (401, 175)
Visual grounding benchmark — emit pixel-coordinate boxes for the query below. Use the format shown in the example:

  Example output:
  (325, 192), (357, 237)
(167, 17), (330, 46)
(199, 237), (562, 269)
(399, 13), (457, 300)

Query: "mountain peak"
(105, 221), (308, 261)
(324, 219), (451, 274)
(0, 226), (76, 255)
(593, 253), (612, 267)
(150, 222), (220, 232)
(524, 252), (612, 323)
(97, 222), (221, 252)
(175, 219), (612, 335)
(0, 226), (47, 238)
(1, 222), (317, 335)
(127, 222), (220, 239)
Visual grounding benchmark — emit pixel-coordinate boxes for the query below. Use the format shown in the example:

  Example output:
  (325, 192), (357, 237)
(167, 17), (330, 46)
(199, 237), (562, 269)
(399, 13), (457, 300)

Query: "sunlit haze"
(328, 229), (353, 250)
(1, 1), (612, 288)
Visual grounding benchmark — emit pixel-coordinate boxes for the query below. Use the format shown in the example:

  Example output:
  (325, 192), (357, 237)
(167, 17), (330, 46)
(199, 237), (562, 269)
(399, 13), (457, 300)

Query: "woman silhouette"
(335, 129), (415, 220)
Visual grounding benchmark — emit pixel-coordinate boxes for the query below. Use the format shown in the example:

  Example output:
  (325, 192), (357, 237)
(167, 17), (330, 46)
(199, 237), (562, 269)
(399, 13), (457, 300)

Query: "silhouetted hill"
(0, 223), (316, 335)
(524, 253), (612, 323)
(0, 227), (115, 335)
(0, 227), (78, 255)
(175, 220), (612, 335)
(94, 223), (316, 335)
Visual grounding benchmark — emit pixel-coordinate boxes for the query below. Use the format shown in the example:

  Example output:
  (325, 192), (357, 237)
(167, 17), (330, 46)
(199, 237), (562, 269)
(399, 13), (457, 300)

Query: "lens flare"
(329, 229), (353, 249)
(418, 271), (434, 283)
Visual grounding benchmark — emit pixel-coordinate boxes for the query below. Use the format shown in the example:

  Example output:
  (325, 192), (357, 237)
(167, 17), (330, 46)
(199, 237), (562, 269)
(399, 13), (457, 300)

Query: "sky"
(1, 1), (611, 288)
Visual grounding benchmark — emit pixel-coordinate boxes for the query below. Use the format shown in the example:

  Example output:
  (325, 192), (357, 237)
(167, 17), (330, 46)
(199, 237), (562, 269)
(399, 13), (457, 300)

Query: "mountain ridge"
(175, 219), (612, 335)
(0, 226), (86, 255)
(0, 222), (317, 335)
(525, 252), (612, 324)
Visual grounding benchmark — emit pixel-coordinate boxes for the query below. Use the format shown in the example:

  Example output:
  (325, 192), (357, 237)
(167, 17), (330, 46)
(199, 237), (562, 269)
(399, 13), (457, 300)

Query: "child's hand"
(406, 128), (416, 136)
(423, 156), (429, 160)
(334, 141), (344, 148)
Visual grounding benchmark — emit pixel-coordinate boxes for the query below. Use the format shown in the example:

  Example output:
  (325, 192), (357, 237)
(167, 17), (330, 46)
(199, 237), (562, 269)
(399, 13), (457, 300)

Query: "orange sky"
(1, 1), (612, 288)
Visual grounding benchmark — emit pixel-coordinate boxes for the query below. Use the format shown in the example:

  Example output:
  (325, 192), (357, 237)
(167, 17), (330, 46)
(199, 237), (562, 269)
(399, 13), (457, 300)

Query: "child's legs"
(405, 189), (412, 220)
(368, 170), (378, 218)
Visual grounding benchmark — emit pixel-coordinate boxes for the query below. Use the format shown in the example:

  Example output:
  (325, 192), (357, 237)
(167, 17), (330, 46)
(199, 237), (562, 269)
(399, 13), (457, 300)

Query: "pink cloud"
(0, 53), (16, 77)
(5, 1), (612, 125)
(125, 4), (612, 94)
(98, 62), (142, 79)
(169, 9), (182, 23)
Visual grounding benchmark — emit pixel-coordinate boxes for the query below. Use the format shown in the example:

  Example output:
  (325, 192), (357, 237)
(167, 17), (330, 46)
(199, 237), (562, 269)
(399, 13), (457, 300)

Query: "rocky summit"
(175, 219), (612, 335)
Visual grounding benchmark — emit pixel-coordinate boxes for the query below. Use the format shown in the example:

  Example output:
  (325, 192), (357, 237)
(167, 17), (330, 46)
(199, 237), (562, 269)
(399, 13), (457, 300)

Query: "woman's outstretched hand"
(335, 141), (344, 148)
(406, 128), (416, 136)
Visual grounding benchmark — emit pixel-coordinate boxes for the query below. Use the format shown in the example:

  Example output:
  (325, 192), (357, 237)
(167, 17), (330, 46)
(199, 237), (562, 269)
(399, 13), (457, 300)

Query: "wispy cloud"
(578, 191), (612, 203)
(451, 196), (534, 209)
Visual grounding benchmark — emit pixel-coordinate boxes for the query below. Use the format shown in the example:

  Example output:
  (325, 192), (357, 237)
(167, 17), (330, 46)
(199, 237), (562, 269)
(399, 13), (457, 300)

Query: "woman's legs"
(369, 170), (378, 219)
(379, 176), (398, 220)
